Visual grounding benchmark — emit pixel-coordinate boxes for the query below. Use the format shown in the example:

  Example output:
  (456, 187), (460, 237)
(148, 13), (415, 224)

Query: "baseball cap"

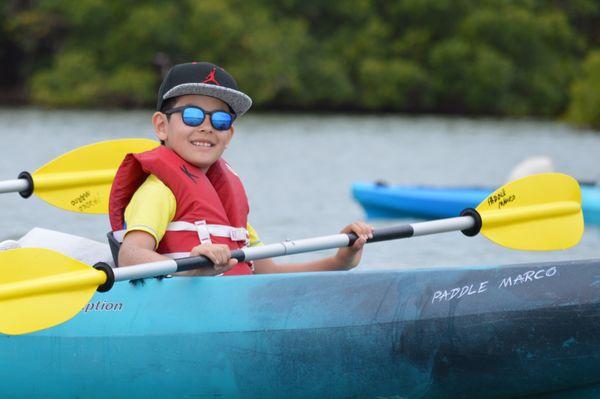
(156, 62), (252, 116)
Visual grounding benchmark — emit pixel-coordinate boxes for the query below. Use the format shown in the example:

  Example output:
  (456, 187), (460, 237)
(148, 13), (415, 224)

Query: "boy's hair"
(160, 97), (178, 116)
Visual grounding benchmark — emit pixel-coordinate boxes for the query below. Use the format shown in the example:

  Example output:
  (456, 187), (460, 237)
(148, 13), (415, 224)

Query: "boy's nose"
(196, 118), (214, 133)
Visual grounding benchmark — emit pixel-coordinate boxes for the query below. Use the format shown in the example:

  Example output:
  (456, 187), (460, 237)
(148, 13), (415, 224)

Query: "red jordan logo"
(202, 68), (221, 86)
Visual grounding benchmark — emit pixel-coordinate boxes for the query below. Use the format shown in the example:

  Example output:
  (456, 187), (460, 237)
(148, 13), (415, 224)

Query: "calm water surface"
(0, 108), (597, 268)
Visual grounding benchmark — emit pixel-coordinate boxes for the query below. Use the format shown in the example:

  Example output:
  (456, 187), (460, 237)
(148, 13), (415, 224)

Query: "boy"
(109, 62), (373, 276)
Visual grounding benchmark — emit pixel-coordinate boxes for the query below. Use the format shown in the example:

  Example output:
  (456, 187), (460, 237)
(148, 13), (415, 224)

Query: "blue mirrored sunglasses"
(164, 106), (235, 131)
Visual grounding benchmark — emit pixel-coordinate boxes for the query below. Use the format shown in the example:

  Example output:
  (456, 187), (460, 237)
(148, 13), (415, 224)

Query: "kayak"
(352, 182), (600, 226)
(1, 230), (600, 398)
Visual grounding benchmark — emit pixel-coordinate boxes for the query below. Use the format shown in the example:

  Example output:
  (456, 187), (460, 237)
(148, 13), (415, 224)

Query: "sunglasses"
(164, 106), (235, 131)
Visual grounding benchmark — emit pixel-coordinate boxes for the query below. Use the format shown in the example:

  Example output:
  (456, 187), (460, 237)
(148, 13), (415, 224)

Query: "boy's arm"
(119, 230), (237, 276)
(118, 175), (175, 266)
(119, 230), (167, 266)
(253, 222), (373, 274)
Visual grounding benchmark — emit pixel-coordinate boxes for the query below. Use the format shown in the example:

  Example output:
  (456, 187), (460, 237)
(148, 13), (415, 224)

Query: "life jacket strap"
(193, 220), (212, 245)
(166, 221), (249, 245)
(111, 222), (249, 245)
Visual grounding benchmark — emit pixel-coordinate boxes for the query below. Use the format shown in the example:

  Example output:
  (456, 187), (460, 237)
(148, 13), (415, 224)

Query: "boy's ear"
(152, 112), (169, 141)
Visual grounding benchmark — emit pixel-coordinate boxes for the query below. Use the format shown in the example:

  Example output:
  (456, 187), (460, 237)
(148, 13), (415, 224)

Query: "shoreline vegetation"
(0, 1), (599, 129)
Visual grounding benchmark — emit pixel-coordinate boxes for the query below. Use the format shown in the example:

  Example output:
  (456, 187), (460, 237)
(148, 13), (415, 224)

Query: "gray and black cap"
(156, 62), (252, 116)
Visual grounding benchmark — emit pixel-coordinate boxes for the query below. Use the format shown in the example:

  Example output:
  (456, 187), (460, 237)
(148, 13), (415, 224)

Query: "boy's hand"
(334, 222), (374, 270)
(190, 244), (238, 275)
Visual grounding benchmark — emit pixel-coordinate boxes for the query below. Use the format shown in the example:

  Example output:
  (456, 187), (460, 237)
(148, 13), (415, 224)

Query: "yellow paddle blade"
(31, 138), (158, 214)
(0, 248), (106, 335)
(476, 173), (583, 251)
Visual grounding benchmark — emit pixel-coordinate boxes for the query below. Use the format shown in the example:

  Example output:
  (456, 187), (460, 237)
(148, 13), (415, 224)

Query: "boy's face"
(153, 94), (234, 172)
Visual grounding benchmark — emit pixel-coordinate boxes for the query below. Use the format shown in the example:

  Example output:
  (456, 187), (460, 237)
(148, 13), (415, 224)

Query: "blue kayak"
(2, 258), (600, 398)
(352, 182), (600, 226)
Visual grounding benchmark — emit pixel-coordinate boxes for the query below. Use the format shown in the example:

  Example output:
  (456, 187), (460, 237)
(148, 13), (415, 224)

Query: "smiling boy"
(109, 62), (372, 276)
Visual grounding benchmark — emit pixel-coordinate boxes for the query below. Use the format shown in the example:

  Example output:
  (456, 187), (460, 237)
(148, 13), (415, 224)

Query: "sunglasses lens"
(182, 107), (205, 126)
(211, 112), (233, 130)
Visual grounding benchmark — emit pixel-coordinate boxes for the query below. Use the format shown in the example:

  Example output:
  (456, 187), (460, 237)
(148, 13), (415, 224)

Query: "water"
(0, 108), (597, 269)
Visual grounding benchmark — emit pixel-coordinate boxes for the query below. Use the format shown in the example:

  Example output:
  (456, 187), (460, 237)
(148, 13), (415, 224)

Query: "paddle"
(0, 173), (583, 335)
(0, 139), (159, 214)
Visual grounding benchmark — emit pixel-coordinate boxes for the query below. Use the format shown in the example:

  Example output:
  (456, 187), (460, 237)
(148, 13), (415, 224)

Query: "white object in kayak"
(0, 227), (114, 267)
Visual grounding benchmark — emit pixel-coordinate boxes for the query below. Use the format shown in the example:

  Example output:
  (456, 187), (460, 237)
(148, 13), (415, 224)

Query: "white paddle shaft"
(0, 179), (29, 194)
(109, 216), (476, 282)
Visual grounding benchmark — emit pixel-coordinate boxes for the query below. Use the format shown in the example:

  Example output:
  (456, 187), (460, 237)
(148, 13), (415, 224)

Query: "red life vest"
(109, 145), (253, 275)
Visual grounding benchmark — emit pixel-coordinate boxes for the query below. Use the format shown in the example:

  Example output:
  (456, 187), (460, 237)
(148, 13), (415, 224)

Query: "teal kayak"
(352, 182), (600, 226)
(2, 255), (600, 398)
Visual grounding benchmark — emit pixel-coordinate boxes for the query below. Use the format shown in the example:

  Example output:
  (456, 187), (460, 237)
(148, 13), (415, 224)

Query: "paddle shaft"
(0, 170), (118, 197)
(104, 215), (476, 285)
(0, 178), (29, 195)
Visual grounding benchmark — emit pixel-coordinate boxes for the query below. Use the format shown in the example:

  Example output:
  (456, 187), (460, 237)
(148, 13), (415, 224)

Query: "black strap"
(106, 231), (122, 267)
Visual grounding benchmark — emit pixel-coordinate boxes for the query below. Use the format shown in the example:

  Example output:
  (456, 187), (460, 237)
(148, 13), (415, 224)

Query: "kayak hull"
(2, 258), (600, 398)
(352, 183), (600, 225)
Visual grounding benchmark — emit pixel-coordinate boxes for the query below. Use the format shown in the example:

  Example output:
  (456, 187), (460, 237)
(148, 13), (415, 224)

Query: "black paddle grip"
(175, 249), (247, 273)
(94, 262), (115, 292)
(348, 224), (414, 246)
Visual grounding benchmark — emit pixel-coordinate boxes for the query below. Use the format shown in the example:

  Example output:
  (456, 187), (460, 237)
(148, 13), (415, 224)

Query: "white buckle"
(230, 228), (247, 242)
(194, 220), (212, 244)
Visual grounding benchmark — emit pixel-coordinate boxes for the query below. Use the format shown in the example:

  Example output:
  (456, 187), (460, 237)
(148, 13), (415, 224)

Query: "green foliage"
(359, 59), (431, 111)
(105, 66), (157, 107)
(429, 39), (514, 114)
(30, 51), (105, 107)
(456, 5), (581, 116)
(566, 50), (600, 129)
(0, 0), (598, 127)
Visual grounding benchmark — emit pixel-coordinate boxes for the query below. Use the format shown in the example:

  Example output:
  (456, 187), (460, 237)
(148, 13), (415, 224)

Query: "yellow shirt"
(124, 174), (262, 249)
